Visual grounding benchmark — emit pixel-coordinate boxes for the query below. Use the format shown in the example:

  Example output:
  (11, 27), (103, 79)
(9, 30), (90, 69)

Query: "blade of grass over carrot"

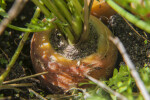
(106, 0), (150, 33)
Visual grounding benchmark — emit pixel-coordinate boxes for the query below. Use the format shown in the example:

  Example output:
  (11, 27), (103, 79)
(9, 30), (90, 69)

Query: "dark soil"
(108, 14), (150, 69)
(0, 1), (150, 99)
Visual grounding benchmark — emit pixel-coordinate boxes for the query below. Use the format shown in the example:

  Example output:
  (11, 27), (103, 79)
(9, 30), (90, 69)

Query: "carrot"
(30, 15), (118, 92)
(89, 0), (116, 22)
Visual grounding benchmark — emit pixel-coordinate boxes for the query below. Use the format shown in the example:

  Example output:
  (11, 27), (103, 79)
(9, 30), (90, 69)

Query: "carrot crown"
(32, 0), (94, 44)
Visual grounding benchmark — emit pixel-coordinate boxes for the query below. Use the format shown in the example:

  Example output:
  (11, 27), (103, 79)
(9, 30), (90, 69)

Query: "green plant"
(0, 0), (6, 9)
(0, 58), (8, 65)
(0, 0), (150, 99)
(106, 0), (150, 33)
(77, 65), (150, 100)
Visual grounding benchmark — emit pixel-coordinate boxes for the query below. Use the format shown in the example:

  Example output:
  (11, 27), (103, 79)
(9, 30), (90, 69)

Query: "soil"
(108, 14), (150, 69)
(0, 0), (150, 99)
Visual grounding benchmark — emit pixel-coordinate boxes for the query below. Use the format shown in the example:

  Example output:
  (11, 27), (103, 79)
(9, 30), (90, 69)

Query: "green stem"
(79, 0), (89, 43)
(41, 0), (66, 22)
(54, 0), (82, 41)
(53, 0), (72, 25)
(32, 0), (84, 43)
(72, 14), (83, 41)
(32, 7), (40, 18)
(71, 0), (84, 21)
(7, 24), (53, 32)
(106, 0), (150, 33)
(31, 0), (51, 17)
(40, 0), (76, 44)
(57, 23), (75, 44)
(0, 32), (30, 85)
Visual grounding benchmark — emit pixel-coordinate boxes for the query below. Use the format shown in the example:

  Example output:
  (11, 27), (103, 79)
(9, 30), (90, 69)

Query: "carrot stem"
(79, 0), (89, 43)
(71, 0), (84, 21)
(54, 0), (82, 41)
(41, 0), (76, 44)
(31, 0), (50, 17)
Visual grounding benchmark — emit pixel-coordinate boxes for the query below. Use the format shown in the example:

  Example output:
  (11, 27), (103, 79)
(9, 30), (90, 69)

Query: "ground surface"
(0, 1), (150, 99)
(108, 14), (150, 69)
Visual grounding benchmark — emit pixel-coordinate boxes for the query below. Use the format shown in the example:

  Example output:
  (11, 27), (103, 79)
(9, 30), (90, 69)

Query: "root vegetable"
(30, 15), (118, 93)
